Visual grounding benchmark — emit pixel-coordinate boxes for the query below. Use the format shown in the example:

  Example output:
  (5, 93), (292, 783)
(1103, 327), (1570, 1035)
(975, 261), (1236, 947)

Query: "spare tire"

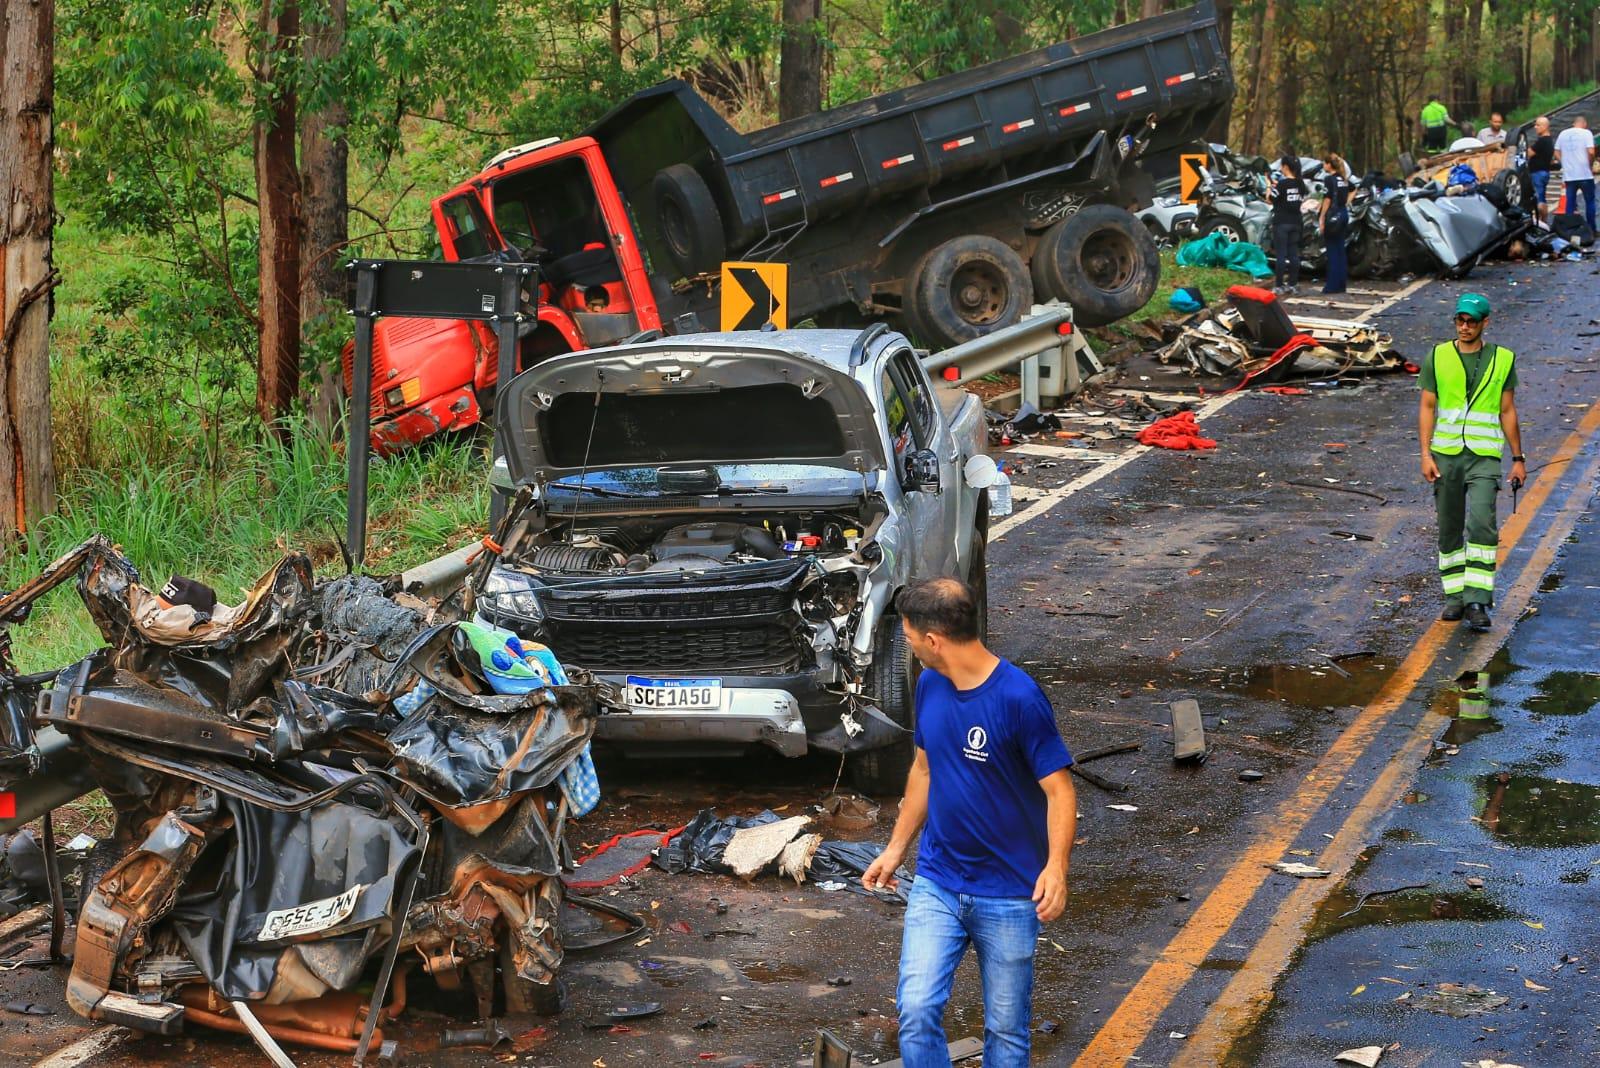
(906, 235), (1033, 349)
(1032, 205), (1160, 326)
(652, 164), (726, 276)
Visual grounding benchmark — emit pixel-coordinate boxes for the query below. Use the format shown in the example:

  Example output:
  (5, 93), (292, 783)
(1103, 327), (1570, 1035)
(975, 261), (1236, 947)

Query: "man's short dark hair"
(899, 578), (980, 642)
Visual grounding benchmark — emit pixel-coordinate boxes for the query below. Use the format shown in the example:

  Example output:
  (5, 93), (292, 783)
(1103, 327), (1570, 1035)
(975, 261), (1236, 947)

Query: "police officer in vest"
(1418, 293), (1526, 631)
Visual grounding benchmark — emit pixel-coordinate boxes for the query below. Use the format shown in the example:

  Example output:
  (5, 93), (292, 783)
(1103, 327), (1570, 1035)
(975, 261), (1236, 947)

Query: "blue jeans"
(1566, 178), (1597, 230)
(897, 875), (1040, 1068)
(1531, 169), (1550, 210)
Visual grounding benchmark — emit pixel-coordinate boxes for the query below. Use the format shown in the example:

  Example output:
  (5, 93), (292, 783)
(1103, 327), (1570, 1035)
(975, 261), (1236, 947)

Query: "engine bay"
(506, 512), (876, 577)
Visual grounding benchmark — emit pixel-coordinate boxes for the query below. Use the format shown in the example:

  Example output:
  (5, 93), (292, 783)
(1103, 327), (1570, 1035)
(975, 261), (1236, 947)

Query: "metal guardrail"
(920, 302), (1103, 409)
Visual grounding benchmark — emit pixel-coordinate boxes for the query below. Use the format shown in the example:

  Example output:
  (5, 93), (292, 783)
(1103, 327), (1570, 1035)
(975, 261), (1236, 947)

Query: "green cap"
(1455, 293), (1491, 320)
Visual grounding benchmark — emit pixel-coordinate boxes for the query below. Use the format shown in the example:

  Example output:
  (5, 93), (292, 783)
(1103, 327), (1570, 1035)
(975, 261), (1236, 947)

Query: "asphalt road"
(3, 257), (1598, 1067)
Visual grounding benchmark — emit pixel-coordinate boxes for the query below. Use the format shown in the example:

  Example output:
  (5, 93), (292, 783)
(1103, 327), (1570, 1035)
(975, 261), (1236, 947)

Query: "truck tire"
(848, 615), (918, 797)
(652, 164), (726, 276)
(907, 235), (1033, 349)
(1033, 205), (1160, 327)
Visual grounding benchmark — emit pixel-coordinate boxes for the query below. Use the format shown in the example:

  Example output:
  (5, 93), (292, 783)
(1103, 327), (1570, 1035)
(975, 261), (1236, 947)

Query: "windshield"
(546, 464), (860, 498)
(540, 383), (849, 468)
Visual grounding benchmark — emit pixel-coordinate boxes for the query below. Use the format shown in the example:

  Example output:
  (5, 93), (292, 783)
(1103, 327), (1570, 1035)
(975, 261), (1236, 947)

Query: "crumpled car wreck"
(0, 536), (604, 1064)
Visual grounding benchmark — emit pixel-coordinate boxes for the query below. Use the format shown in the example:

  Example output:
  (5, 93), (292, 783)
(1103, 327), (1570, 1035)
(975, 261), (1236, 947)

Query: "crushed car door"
(887, 348), (962, 580)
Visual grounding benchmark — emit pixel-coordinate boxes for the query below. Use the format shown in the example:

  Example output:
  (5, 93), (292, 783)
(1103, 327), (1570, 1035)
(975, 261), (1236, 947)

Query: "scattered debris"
(1337, 883), (1429, 918)
(1170, 699), (1208, 762)
(1238, 769), (1266, 782)
(1335, 1046), (1385, 1067)
(1107, 804), (1140, 812)
(1414, 983), (1509, 1018)
(1137, 411), (1217, 451)
(1270, 862), (1332, 878)
(442, 1020), (515, 1049)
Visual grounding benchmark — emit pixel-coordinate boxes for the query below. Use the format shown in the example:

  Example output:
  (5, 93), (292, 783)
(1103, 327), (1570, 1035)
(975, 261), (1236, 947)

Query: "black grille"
(543, 622), (802, 674)
(553, 588), (788, 623)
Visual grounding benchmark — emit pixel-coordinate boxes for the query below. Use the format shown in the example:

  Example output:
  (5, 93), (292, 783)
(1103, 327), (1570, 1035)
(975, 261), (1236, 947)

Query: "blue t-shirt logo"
(964, 725), (989, 761)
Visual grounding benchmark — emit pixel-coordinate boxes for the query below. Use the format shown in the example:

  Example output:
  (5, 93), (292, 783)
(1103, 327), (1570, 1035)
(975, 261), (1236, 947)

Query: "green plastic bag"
(1176, 232), (1274, 278)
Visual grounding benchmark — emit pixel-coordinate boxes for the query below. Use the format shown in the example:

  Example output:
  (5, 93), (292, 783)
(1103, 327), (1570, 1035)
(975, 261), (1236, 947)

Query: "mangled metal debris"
(1151, 285), (1404, 384)
(0, 536), (606, 1064)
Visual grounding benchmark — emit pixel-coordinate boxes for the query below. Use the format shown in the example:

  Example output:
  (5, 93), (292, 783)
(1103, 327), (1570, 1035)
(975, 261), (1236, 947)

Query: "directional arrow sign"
(720, 261), (788, 331)
(1179, 153), (1209, 204)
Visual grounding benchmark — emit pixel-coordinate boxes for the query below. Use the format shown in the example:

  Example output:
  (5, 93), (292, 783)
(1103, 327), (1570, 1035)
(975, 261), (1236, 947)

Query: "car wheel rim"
(950, 260), (1008, 326)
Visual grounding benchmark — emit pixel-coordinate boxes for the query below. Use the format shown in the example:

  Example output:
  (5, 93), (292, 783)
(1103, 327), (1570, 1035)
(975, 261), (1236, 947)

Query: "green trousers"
(1433, 449), (1501, 606)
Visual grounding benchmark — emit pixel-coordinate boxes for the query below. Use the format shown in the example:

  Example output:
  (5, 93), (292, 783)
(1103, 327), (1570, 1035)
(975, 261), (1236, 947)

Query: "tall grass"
(1, 419), (490, 673)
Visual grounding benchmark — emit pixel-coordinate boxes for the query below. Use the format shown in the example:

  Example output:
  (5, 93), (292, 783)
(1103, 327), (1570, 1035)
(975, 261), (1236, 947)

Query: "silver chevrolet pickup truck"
(477, 324), (991, 793)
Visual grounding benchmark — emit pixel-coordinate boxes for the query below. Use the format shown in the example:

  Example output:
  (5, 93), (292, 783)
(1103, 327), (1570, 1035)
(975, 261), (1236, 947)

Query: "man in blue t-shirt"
(862, 578), (1075, 1068)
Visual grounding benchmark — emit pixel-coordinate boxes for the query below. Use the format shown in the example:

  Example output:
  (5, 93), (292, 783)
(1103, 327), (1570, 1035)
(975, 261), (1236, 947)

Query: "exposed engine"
(511, 515), (869, 576)
(475, 511), (881, 677)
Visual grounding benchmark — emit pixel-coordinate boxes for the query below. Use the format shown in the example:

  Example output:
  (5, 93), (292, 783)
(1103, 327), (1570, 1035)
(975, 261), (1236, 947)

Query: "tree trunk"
(1241, 0), (1275, 154)
(1464, 0), (1482, 113)
(1444, 3), (1465, 114)
(255, 0), (302, 430)
(610, 0), (623, 59)
(301, 0), (349, 432)
(0, 0), (58, 538)
(1273, 0), (1298, 154)
(1141, 0), (1163, 19)
(779, 0), (824, 122)
(1210, 0), (1235, 141)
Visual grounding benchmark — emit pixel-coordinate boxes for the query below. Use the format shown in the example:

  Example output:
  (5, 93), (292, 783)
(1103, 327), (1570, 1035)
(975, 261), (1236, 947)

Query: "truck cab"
(356, 136), (669, 453)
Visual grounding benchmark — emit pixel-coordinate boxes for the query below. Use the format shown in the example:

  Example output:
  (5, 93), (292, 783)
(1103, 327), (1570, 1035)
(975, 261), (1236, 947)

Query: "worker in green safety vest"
(1418, 293), (1526, 631)
(1420, 94), (1454, 153)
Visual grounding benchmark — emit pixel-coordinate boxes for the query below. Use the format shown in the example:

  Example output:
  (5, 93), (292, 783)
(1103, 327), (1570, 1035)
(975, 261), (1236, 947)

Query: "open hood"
(496, 339), (886, 487)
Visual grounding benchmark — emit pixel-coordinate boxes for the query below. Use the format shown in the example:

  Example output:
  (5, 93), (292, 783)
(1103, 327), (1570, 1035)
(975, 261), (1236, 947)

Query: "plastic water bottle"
(989, 459), (1013, 518)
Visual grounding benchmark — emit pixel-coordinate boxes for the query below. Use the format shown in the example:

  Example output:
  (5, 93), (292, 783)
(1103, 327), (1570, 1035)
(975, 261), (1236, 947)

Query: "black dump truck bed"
(589, 2), (1231, 258)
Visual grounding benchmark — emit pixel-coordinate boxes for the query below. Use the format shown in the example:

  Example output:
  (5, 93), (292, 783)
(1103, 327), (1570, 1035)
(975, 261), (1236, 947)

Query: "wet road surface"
(3, 259), (1599, 1066)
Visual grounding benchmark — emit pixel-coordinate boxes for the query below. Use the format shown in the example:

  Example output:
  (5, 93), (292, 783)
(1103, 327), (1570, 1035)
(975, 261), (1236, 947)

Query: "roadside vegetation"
(11, 0), (1599, 663)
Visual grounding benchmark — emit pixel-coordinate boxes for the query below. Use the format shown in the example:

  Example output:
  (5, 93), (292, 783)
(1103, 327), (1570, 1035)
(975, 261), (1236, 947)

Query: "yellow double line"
(1073, 395), (1600, 1067)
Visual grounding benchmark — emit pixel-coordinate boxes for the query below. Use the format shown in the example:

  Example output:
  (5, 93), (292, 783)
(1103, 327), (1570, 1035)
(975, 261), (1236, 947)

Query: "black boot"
(1464, 603), (1491, 631)
(1440, 602), (1465, 622)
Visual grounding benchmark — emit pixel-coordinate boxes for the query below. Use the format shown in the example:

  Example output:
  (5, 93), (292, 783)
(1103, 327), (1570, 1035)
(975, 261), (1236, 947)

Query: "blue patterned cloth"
(392, 631), (599, 816)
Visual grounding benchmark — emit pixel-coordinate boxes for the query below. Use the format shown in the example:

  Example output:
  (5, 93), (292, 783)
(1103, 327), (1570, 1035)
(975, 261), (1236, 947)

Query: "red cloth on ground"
(1136, 410), (1217, 450)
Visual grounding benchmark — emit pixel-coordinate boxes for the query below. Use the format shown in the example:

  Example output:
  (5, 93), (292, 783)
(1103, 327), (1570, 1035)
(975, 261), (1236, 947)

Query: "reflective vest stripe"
(1429, 342), (1513, 457)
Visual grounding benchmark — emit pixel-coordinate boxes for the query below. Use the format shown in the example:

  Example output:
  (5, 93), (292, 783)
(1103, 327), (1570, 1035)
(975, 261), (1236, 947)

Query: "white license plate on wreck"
(257, 884), (364, 942)
(623, 677), (722, 711)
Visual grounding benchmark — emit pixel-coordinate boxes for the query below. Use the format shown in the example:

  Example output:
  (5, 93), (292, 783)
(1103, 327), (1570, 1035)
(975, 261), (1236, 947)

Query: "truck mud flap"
(807, 702), (909, 754)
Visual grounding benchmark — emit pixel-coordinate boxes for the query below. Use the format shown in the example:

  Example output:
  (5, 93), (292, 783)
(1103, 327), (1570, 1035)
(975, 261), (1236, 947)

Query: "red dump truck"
(349, 2), (1233, 451)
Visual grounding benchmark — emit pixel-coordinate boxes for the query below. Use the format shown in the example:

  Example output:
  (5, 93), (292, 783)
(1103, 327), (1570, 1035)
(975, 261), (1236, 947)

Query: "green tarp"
(1176, 233), (1274, 278)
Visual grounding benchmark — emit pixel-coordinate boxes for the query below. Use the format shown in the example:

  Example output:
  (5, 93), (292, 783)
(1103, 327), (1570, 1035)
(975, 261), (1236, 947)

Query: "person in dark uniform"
(1318, 151), (1352, 294)
(1269, 156), (1307, 294)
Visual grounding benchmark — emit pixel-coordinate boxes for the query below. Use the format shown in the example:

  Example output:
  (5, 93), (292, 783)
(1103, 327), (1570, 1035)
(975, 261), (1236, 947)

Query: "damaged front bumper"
(592, 671), (908, 758)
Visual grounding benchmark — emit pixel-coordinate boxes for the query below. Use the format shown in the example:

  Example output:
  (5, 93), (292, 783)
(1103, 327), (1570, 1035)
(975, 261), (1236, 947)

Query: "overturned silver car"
(474, 326), (992, 794)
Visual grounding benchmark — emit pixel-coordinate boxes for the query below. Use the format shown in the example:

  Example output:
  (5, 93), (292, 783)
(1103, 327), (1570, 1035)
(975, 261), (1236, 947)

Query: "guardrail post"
(1020, 354), (1041, 410)
(1065, 334), (1082, 396)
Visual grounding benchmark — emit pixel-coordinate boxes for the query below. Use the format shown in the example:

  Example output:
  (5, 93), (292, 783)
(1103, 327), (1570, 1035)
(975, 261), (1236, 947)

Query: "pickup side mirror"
(903, 448), (942, 493)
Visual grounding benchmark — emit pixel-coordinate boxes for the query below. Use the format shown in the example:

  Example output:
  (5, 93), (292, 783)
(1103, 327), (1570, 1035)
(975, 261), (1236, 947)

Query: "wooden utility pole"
(255, 0), (303, 430)
(1, 0), (59, 538)
(779, 0), (824, 122)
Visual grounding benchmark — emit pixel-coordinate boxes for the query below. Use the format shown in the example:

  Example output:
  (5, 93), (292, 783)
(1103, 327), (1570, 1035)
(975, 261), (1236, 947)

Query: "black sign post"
(345, 259), (536, 569)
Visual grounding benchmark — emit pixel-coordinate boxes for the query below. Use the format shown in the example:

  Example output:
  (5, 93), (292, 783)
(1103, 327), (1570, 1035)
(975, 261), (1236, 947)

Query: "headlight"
(478, 569), (545, 622)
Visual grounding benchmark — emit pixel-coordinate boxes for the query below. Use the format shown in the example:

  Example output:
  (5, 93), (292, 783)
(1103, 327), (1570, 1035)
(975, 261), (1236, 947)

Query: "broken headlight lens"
(477, 569), (545, 622)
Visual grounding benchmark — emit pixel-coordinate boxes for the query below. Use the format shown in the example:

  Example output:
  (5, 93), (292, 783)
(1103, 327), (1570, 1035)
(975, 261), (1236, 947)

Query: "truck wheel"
(908, 235), (1033, 348)
(652, 164), (726, 276)
(1033, 205), (1160, 327)
(848, 615), (918, 797)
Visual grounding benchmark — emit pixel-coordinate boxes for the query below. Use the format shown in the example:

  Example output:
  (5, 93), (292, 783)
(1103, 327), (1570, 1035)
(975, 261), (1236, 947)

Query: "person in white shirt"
(1553, 115), (1596, 230)
(1476, 113), (1507, 146)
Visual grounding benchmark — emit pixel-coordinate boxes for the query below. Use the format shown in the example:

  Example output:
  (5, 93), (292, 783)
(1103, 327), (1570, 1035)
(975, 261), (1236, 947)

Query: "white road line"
(34, 1028), (126, 1068)
(989, 275), (1432, 543)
